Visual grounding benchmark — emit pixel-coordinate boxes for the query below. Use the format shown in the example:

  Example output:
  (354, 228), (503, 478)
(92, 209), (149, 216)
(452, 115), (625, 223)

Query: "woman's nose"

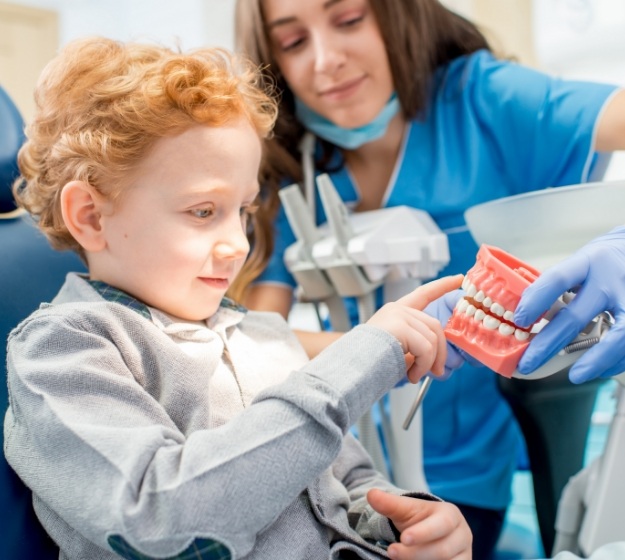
(311, 31), (346, 75)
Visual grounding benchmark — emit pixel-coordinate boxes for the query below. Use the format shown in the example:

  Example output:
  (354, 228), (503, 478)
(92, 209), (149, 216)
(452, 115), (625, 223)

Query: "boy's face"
(90, 119), (261, 321)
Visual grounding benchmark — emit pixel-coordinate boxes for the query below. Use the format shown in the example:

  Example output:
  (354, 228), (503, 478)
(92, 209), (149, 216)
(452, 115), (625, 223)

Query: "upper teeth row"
(455, 298), (529, 341)
(462, 277), (513, 319)
(459, 277), (529, 340)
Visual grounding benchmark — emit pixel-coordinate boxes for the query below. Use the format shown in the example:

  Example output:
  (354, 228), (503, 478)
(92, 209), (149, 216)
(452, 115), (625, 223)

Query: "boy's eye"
(191, 207), (214, 219)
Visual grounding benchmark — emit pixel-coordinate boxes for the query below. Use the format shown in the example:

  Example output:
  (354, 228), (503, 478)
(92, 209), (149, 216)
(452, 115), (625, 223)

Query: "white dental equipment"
(280, 173), (449, 488)
(553, 372), (625, 557)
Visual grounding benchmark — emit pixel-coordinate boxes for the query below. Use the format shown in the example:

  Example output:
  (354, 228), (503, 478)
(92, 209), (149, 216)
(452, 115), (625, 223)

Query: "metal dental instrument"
(402, 376), (433, 430)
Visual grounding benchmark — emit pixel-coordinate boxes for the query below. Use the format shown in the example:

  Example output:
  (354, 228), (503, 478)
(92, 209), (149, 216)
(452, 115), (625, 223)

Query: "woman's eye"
(280, 36), (305, 52)
(191, 207), (214, 219)
(338, 14), (364, 27)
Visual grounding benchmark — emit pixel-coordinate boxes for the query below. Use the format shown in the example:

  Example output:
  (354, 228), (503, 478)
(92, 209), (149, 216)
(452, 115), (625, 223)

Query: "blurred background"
(2, 0), (624, 175)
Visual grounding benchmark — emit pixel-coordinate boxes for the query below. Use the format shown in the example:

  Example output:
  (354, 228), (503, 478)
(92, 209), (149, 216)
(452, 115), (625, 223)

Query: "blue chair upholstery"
(0, 85), (86, 558)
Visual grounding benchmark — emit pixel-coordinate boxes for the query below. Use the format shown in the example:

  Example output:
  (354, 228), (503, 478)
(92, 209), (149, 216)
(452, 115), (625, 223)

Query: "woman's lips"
(320, 75), (366, 101)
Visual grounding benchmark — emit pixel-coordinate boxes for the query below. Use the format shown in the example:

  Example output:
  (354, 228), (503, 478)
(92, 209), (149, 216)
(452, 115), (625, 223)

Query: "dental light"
(280, 173), (450, 489)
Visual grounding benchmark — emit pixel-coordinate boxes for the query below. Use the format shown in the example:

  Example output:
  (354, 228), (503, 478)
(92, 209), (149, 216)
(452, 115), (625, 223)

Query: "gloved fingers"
(442, 288), (464, 312)
(569, 347), (625, 384)
(518, 282), (610, 374)
(517, 303), (593, 374)
(599, 359), (625, 380)
(514, 253), (589, 328)
(568, 316), (625, 383)
(444, 342), (464, 372)
(411, 342), (464, 384)
(423, 289), (464, 324)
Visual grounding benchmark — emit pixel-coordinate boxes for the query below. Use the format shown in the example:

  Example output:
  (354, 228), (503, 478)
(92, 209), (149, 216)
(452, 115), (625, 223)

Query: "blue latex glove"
(423, 289), (466, 380)
(515, 226), (625, 384)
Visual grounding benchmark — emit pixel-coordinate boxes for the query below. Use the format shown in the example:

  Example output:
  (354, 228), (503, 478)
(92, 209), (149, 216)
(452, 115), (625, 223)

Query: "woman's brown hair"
(234, 0), (491, 287)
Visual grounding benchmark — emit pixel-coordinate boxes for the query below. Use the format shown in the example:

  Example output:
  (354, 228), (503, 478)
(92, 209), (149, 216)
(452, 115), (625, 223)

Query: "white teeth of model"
(515, 329), (530, 341)
(474, 290), (485, 303)
(466, 304), (477, 317)
(499, 323), (515, 336)
(465, 282), (477, 298)
(531, 318), (549, 334)
(461, 276), (470, 291)
(456, 298), (470, 313)
(483, 315), (501, 330)
(490, 302), (505, 317)
(503, 310), (515, 322)
(474, 309), (486, 322)
(483, 296), (493, 308)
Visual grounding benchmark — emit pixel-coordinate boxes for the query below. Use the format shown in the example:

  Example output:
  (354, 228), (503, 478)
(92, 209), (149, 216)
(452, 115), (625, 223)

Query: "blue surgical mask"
(294, 93), (400, 150)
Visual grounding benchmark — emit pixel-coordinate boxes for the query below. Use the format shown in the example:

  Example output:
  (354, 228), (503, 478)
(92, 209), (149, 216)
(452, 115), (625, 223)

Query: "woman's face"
(263, 0), (394, 129)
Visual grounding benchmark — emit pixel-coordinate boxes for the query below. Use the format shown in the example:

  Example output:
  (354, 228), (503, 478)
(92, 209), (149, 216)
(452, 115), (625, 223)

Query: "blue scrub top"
(256, 50), (618, 509)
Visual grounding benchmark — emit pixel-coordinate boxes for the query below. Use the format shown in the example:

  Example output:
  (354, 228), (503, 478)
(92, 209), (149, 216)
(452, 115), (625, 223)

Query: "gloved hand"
(515, 226), (625, 384)
(423, 289), (466, 380)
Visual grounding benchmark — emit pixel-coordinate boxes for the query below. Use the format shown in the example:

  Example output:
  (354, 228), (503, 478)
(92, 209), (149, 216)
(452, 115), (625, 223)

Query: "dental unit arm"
(281, 173), (450, 486)
(444, 244), (612, 381)
(282, 174), (449, 321)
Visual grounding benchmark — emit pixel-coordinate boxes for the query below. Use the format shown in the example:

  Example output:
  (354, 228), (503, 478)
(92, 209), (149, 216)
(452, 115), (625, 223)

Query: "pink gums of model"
(444, 244), (541, 378)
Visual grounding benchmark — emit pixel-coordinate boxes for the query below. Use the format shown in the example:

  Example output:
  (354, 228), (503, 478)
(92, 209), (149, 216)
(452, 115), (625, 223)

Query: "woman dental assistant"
(233, 0), (625, 557)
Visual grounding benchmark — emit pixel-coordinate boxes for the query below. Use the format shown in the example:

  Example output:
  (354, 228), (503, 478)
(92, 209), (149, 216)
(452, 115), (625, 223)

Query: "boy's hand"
(367, 489), (472, 560)
(366, 275), (463, 383)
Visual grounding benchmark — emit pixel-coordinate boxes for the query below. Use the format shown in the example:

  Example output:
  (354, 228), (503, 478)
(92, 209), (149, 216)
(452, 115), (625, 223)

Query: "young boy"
(4, 37), (469, 560)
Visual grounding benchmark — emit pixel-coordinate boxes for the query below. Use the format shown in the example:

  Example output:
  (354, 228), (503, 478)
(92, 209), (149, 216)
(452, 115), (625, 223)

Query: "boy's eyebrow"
(266, 0), (345, 30)
(176, 185), (260, 201)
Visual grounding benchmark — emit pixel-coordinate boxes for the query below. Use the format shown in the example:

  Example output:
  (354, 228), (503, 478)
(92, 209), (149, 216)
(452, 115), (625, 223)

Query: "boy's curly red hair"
(15, 37), (277, 300)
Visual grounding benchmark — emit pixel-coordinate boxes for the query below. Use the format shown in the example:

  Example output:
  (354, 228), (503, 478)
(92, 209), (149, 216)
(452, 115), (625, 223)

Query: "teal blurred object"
(0, 85), (86, 558)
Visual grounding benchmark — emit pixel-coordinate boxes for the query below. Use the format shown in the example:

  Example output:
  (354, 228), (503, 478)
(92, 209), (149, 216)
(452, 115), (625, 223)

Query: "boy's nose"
(213, 219), (250, 260)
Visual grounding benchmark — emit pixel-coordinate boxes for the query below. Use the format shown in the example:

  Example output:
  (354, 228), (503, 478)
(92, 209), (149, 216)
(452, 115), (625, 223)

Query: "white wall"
(533, 0), (625, 180)
(6, 0), (625, 180)
(8, 0), (237, 50)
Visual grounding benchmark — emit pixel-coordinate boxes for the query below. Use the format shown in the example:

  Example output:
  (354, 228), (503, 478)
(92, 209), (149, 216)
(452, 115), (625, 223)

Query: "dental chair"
(0, 84), (85, 558)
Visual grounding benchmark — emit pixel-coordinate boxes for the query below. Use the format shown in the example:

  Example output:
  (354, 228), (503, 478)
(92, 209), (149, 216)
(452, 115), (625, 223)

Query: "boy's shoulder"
(10, 273), (153, 340)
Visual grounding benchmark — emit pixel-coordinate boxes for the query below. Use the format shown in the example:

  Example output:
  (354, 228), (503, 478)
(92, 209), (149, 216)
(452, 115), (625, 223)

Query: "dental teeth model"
(444, 244), (541, 377)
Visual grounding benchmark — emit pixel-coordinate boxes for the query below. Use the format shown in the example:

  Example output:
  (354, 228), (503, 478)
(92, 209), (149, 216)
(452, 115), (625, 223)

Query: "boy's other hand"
(367, 489), (472, 560)
(366, 275), (463, 383)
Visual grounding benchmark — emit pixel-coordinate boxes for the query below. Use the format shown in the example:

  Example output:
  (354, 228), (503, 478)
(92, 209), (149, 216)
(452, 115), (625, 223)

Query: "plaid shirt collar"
(86, 279), (245, 321)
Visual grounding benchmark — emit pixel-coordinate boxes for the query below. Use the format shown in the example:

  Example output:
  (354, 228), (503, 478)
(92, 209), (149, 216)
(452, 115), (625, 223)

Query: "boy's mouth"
(444, 245), (542, 377)
(199, 277), (229, 289)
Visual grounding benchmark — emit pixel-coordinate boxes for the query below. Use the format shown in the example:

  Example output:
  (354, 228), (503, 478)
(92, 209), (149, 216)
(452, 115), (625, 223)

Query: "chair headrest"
(0, 86), (26, 214)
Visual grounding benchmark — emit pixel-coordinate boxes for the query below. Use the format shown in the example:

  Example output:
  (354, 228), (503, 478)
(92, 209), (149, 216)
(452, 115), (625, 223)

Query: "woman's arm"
(244, 283), (293, 318)
(595, 89), (625, 152)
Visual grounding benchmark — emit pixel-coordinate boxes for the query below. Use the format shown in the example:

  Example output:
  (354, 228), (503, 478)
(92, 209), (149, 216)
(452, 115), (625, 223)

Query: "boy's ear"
(60, 181), (110, 252)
